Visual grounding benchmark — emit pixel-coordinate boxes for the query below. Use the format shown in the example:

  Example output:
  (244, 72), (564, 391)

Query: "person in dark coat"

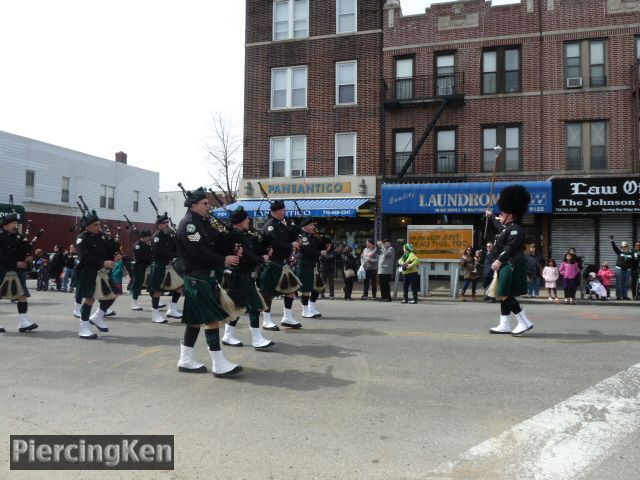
(342, 247), (357, 300)
(485, 185), (533, 336)
(482, 242), (497, 302)
(49, 245), (65, 291)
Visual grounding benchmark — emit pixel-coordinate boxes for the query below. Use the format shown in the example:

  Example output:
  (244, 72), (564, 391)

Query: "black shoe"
(401, 300), (408, 304)
(0, 327), (5, 333)
(104, 311), (116, 317)
(178, 365), (207, 373)
(263, 325), (280, 331)
(213, 365), (243, 378)
(360, 295), (368, 299)
(19, 323), (39, 332)
(623, 297), (631, 300)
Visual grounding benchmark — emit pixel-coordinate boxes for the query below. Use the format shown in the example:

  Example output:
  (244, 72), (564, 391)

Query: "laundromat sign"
(553, 177), (640, 213)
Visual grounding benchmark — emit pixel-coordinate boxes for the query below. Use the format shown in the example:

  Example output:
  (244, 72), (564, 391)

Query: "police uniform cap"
(139, 230), (152, 237)
(300, 217), (315, 227)
(230, 206), (248, 225)
(81, 210), (100, 229)
(155, 212), (169, 225)
(184, 188), (207, 207)
(0, 213), (18, 226)
(270, 200), (285, 211)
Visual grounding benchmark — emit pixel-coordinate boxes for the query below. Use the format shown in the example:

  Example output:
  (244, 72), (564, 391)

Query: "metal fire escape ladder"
(397, 98), (450, 178)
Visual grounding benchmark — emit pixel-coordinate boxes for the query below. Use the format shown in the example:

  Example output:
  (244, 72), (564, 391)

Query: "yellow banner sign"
(407, 227), (474, 261)
(264, 182), (351, 196)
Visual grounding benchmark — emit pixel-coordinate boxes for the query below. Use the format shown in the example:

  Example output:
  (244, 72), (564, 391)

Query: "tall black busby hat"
(155, 212), (169, 225)
(0, 213), (18, 227)
(138, 229), (152, 238)
(496, 185), (531, 223)
(300, 217), (315, 227)
(230, 206), (248, 225)
(81, 210), (100, 229)
(270, 200), (285, 211)
(184, 188), (207, 207)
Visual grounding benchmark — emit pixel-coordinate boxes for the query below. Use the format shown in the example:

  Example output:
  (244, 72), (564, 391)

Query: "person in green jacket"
(399, 243), (420, 304)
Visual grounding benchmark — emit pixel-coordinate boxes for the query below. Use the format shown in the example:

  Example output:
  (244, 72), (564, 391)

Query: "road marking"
(428, 362), (640, 480)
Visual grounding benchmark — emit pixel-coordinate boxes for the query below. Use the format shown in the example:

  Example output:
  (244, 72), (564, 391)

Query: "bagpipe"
(147, 196), (183, 292)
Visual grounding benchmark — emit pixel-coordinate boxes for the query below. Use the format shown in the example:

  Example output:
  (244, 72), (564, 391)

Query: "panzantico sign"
(552, 177), (640, 213)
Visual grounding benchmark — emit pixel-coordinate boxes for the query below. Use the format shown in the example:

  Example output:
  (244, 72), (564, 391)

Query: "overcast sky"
(0, 0), (515, 191)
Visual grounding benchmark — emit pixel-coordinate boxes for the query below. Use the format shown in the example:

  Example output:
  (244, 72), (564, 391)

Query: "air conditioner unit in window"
(437, 85), (453, 96)
(291, 169), (304, 177)
(566, 77), (583, 88)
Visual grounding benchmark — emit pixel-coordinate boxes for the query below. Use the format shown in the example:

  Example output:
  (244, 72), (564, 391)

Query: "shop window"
(482, 47), (520, 94)
(393, 130), (414, 175)
(336, 133), (356, 175)
(565, 121), (607, 170)
(482, 125), (521, 172)
(270, 136), (306, 177)
(273, 0), (308, 40)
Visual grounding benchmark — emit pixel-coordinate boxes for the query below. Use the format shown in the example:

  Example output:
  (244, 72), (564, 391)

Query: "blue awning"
(213, 198), (370, 219)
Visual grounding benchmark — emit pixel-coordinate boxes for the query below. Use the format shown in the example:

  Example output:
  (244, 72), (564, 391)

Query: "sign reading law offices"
(552, 177), (640, 213)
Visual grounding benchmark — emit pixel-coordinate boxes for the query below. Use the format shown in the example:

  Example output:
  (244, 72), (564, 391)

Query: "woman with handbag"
(398, 243), (419, 304)
(343, 247), (357, 301)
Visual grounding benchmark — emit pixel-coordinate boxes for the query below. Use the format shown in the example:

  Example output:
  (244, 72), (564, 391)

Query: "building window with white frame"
(25, 170), (35, 198)
(61, 176), (70, 203)
(271, 66), (307, 109)
(336, 61), (357, 105)
(483, 125), (521, 172)
(337, 0), (356, 34)
(565, 39), (607, 88)
(436, 129), (456, 173)
(393, 130), (414, 175)
(273, 0), (308, 40)
(133, 190), (139, 212)
(270, 136), (306, 178)
(566, 121), (607, 170)
(100, 184), (116, 210)
(336, 133), (356, 175)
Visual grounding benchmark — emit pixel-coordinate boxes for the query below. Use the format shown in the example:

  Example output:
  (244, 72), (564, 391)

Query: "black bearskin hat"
(81, 210), (100, 229)
(270, 200), (285, 211)
(497, 185), (531, 222)
(230, 206), (248, 225)
(184, 188), (207, 207)
(155, 212), (169, 225)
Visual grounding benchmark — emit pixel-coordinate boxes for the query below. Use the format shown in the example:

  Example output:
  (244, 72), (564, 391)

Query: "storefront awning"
(381, 181), (552, 214)
(213, 198), (371, 219)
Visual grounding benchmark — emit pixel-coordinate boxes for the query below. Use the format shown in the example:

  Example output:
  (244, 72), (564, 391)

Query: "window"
(636, 36), (640, 60)
(395, 56), (414, 100)
(133, 190), (139, 212)
(336, 133), (356, 175)
(436, 129), (456, 173)
(270, 136), (306, 177)
(565, 39), (607, 88)
(271, 66), (307, 109)
(482, 47), (521, 94)
(337, 0), (356, 33)
(273, 0), (308, 40)
(565, 121), (607, 170)
(436, 53), (455, 96)
(393, 130), (414, 175)
(61, 176), (70, 203)
(25, 170), (35, 198)
(336, 61), (357, 105)
(100, 184), (115, 209)
(483, 126), (521, 172)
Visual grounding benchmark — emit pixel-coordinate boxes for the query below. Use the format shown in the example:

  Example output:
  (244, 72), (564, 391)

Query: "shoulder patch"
(76, 238), (83, 245)
(510, 230), (518, 235)
(302, 235), (310, 245)
(267, 225), (274, 232)
(187, 233), (201, 242)
(134, 244), (140, 250)
(186, 224), (196, 233)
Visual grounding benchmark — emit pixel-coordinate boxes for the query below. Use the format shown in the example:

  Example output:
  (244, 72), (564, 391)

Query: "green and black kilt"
(232, 274), (267, 312)
(182, 273), (230, 325)
(497, 256), (528, 298)
(147, 261), (168, 294)
(75, 267), (98, 299)
(130, 262), (149, 295)
(296, 261), (317, 294)
(0, 268), (30, 298)
(259, 259), (285, 297)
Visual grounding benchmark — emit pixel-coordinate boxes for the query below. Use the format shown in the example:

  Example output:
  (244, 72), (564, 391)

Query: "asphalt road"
(1, 285), (639, 480)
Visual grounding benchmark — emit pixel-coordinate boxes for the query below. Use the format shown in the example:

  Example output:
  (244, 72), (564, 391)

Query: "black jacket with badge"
(221, 228), (267, 274)
(134, 240), (153, 266)
(152, 229), (178, 264)
(261, 215), (300, 263)
(176, 211), (226, 274)
(0, 228), (29, 272)
(297, 232), (322, 265)
(492, 217), (525, 264)
(75, 231), (112, 272)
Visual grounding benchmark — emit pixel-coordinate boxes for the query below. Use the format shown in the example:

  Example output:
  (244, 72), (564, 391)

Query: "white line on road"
(428, 362), (640, 480)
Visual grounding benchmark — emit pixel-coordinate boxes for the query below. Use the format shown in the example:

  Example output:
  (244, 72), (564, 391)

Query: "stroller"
(581, 264), (599, 299)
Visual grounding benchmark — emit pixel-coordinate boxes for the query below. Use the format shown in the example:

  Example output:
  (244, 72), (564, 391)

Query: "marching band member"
(175, 188), (242, 377)
(130, 230), (153, 311)
(148, 213), (183, 323)
(297, 218), (326, 319)
(486, 185), (533, 336)
(259, 200), (303, 330)
(74, 211), (118, 339)
(219, 207), (274, 349)
(0, 213), (38, 333)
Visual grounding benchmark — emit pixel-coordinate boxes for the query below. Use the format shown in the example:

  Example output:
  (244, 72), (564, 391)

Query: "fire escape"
(383, 72), (465, 178)
(632, 60), (640, 173)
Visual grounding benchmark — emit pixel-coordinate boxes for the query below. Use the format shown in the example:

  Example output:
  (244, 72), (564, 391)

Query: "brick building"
(241, 0), (640, 269)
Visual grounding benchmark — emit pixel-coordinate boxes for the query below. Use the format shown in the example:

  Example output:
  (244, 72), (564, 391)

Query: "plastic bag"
(357, 264), (366, 280)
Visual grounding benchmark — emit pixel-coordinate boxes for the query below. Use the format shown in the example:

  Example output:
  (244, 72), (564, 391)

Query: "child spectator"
(597, 262), (614, 299)
(559, 252), (580, 304)
(36, 255), (50, 291)
(542, 258), (559, 302)
(587, 272), (607, 300)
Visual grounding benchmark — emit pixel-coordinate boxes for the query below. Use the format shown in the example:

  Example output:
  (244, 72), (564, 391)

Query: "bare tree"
(206, 112), (242, 204)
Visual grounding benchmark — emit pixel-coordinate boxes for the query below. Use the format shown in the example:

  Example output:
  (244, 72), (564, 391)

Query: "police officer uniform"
(175, 188), (241, 377)
(296, 217), (324, 319)
(0, 213), (38, 333)
(487, 185), (533, 336)
(130, 230), (153, 310)
(259, 200), (302, 329)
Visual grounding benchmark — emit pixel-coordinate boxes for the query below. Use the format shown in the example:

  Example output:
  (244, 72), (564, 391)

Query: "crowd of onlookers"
(31, 244), (79, 293)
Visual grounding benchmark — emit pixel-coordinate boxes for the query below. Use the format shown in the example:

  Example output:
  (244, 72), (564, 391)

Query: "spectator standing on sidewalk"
(360, 239), (379, 299)
(482, 242), (497, 302)
(542, 259), (559, 302)
(36, 255), (50, 291)
(342, 247), (357, 301)
(459, 246), (480, 301)
(610, 237), (634, 300)
(399, 243), (419, 304)
(377, 239), (395, 302)
(526, 244), (543, 298)
(597, 262), (614, 299)
(319, 240), (335, 300)
(49, 244), (65, 291)
(632, 242), (640, 299)
(559, 252), (580, 304)
(62, 244), (78, 293)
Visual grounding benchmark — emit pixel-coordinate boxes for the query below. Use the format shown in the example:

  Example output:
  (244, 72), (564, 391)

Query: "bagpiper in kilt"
(74, 210), (119, 339)
(217, 206), (274, 349)
(0, 213), (38, 333)
(148, 213), (183, 323)
(174, 187), (242, 377)
(259, 200), (303, 330)
(297, 217), (327, 319)
(130, 230), (152, 311)
(486, 185), (534, 336)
